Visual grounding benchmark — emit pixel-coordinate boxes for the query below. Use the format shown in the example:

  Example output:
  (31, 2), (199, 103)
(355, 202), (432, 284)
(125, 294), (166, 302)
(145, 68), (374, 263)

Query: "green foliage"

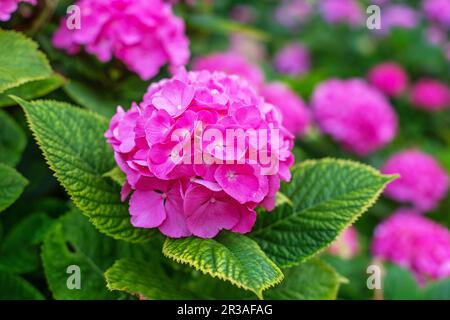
(0, 163), (28, 213)
(14, 97), (153, 242)
(163, 232), (284, 299)
(251, 159), (396, 267)
(265, 259), (341, 300)
(0, 110), (26, 166)
(0, 272), (44, 300)
(0, 30), (52, 93)
(42, 209), (162, 299)
(105, 258), (200, 299)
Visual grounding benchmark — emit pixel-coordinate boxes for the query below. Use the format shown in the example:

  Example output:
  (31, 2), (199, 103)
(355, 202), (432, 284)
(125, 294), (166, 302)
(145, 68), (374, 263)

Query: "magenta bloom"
(318, 0), (363, 26)
(275, 0), (312, 29)
(423, 0), (450, 30)
(52, 0), (189, 80)
(368, 62), (408, 97)
(410, 79), (450, 111)
(273, 43), (310, 76)
(0, 0), (36, 21)
(105, 70), (295, 238)
(382, 149), (449, 211)
(378, 5), (419, 35)
(192, 51), (265, 88)
(328, 226), (359, 259)
(372, 209), (450, 282)
(261, 82), (311, 136)
(312, 79), (397, 156)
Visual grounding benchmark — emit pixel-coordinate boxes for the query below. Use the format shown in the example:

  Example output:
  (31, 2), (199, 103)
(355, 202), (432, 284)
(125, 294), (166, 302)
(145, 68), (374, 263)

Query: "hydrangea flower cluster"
(318, 0), (363, 26)
(377, 5), (419, 35)
(410, 79), (450, 111)
(381, 149), (449, 211)
(105, 70), (295, 238)
(422, 0), (450, 30)
(275, 0), (312, 29)
(372, 209), (450, 282)
(273, 43), (310, 76)
(328, 226), (359, 259)
(52, 0), (189, 80)
(367, 62), (408, 97)
(193, 51), (311, 136)
(0, 0), (36, 21)
(312, 78), (398, 156)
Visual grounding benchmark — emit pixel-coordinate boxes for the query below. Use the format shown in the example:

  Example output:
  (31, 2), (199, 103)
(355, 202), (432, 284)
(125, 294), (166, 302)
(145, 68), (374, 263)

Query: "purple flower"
(382, 149), (449, 211)
(275, 0), (312, 29)
(318, 0), (364, 26)
(52, 0), (189, 80)
(372, 209), (450, 283)
(273, 43), (310, 76)
(410, 79), (450, 111)
(378, 4), (419, 35)
(0, 0), (36, 21)
(312, 78), (397, 156)
(423, 0), (450, 30)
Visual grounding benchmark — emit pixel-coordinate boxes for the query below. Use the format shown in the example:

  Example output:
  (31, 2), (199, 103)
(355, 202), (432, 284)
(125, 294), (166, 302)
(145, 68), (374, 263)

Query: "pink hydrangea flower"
(318, 0), (364, 26)
(422, 0), (450, 30)
(378, 5), (419, 35)
(52, 0), (189, 80)
(381, 149), (449, 211)
(367, 62), (408, 97)
(312, 78), (397, 156)
(0, 0), (36, 21)
(105, 70), (295, 238)
(372, 209), (450, 283)
(275, 0), (312, 29)
(410, 79), (450, 111)
(261, 82), (311, 136)
(273, 43), (310, 76)
(328, 226), (359, 259)
(192, 51), (265, 88)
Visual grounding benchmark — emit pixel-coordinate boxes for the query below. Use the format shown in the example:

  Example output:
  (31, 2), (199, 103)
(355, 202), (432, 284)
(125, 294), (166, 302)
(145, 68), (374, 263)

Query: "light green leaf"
(251, 159), (396, 267)
(163, 232), (284, 299)
(103, 167), (126, 186)
(0, 74), (65, 107)
(265, 259), (341, 300)
(0, 272), (44, 300)
(0, 30), (52, 93)
(0, 163), (28, 213)
(42, 209), (162, 299)
(383, 264), (424, 300)
(425, 278), (450, 300)
(105, 258), (201, 299)
(14, 97), (153, 242)
(0, 212), (53, 274)
(0, 109), (26, 166)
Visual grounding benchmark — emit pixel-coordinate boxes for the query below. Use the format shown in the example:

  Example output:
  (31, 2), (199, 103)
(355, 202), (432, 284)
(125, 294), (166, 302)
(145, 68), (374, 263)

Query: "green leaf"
(0, 212), (53, 274)
(265, 259), (341, 300)
(425, 278), (450, 300)
(42, 209), (162, 299)
(0, 272), (44, 300)
(0, 74), (65, 107)
(0, 30), (52, 93)
(103, 167), (126, 186)
(251, 159), (396, 267)
(0, 109), (26, 166)
(0, 163), (28, 213)
(163, 232), (284, 299)
(105, 258), (200, 299)
(14, 97), (153, 242)
(383, 264), (424, 300)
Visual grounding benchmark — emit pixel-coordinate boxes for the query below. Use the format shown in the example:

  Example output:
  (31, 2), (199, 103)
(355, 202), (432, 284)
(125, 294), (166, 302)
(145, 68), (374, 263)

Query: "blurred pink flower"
(261, 82), (311, 136)
(273, 43), (310, 76)
(372, 209), (450, 283)
(0, 0), (36, 21)
(105, 70), (295, 238)
(192, 51), (265, 88)
(381, 149), (449, 211)
(52, 0), (189, 80)
(410, 79), (450, 111)
(328, 226), (359, 259)
(378, 4), (419, 35)
(423, 0), (450, 30)
(318, 0), (364, 26)
(312, 78), (397, 156)
(368, 62), (408, 97)
(275, 0), (312, 29)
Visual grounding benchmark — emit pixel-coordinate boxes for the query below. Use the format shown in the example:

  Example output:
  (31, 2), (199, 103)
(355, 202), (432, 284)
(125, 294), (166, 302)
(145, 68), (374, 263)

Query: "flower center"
(227, 171), (236, 180)
(161, 193), (167, 200)
(210, 197), (216, 204)
(211, 89), (219, 95)
(177, 104), (183, 110)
